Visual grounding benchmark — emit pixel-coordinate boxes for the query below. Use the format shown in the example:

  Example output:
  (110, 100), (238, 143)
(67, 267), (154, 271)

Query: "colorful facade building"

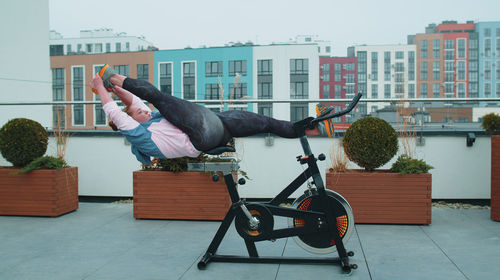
(319, 56), (357, 122)
(476, 21), (500, 104)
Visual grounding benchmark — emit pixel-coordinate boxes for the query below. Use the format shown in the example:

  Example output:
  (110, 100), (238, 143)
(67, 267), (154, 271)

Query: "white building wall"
(253, 44), (319, 121)
(0, 0), (51, 128)
(353, 45), (417, 113)
(21, 134), (490, 200)
(50, 29), (154, 55)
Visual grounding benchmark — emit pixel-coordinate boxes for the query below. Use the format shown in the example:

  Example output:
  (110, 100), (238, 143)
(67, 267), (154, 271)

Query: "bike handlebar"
(311, 93), (363, 125)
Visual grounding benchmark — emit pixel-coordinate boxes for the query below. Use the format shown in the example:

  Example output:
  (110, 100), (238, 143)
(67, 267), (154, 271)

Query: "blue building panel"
(476, 22), (500, 99)
(154, 47), (253, 111)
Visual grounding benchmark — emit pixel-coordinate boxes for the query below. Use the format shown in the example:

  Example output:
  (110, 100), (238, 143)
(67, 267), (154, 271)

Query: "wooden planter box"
(0, 167), (78, 217)
(492, 136), (500, 222)
(133, 171), (232, 221)
(325, 170), (432, 225)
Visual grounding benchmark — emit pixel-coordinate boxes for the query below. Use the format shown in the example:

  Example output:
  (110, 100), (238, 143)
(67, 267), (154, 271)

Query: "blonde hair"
(108, 106), (131, 131)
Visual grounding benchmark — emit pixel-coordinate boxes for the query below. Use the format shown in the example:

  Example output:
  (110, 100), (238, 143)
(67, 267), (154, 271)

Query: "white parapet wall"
(0, 134), (491, 199)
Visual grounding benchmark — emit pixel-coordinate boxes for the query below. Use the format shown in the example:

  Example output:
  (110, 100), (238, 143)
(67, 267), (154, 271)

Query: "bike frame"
(198, 94), (362, 273)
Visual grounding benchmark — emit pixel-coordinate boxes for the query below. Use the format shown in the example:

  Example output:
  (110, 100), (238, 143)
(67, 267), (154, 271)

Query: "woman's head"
(108, 105), (152, 131)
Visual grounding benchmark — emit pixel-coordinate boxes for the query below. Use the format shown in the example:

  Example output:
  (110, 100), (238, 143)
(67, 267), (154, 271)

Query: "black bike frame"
(198, 94), (362, 273)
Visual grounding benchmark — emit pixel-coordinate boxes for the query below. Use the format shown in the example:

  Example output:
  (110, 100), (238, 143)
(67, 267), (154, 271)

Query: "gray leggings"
(122, 78), (298, 151)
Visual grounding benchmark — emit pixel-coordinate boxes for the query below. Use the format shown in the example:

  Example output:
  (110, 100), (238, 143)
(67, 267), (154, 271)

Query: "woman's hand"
(90, 74), (106, 93)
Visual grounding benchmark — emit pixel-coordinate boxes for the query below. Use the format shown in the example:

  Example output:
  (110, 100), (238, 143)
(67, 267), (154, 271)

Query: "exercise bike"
(195, 94), (362, 274)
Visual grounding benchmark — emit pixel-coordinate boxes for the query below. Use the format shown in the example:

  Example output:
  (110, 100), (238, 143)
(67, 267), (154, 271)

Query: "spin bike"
(196, 94), (362, 274)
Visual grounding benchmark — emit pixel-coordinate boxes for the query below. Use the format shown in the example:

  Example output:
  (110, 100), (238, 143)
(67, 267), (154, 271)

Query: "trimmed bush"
(390, 155), (433, 174)
(0, 118), (48, 167)
(343, 117), (398, 171)
(16, 156), (68, 174)
(482, 113), (500, 135)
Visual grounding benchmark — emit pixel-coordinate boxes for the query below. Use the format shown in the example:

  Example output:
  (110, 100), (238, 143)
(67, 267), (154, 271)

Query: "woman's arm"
(111, 86), (134, 107)
(90, 74), (113, 106)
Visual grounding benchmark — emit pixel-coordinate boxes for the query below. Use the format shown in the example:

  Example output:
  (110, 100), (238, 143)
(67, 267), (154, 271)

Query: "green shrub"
(16, 156), (68, 174)
(0, 118), (48, 167)
(390, 154), (433, 174)
(481, 113), (500, 135)
(343, 117), (398, 171)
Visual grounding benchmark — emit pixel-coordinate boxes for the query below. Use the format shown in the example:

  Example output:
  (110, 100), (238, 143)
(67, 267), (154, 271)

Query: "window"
(322, 84), (330, 99)
(183, 62), (196, 100)
(457, 83), (466, 98)
(206, 61), (223, 77)
(258, 82), (272, 99)
(469, 72), (478, 82)
(420, 40), (428, 58)
(445, 39), (454, 49)
(457, 61), (466, 80)
(497, 28), (500, 37)
(290, 59), (308, 74)
(114, 65), (129, 76)
(371, 52), (378, 81)
(496, 83), (500, 97)
(86, 44), (92, 53)
(485, 38), (491, 57)
(137, 64), (149, 80)
(346, 84), (355, 95)
(159, 62), (172, 95)
(445, 84), (453, 96)
(258, 60), (272, 75)
(95, 43), (102, 53)
(290, 103), (308, 122)
(346, 74), (355, 83)
(420, 83), (428, 98)
(229, 60), (247, 76)
(395, 84), (404, 94)
(433, 83), (440, 97)
(396, 51), (404, 59)
(384, 52), (391, 82)
(258, 104), (272, 117)
(49, 45), (64, 56)
(52, 68), (65, 101)
(485, 28), (491, 37)
(72, 66), (84, 126)
(52, 68), (65, 129)
(106, 43), (111, 52)
(290, 82), (308, 99)
(433, 61), (440, 80)
(445, 50), (454, 60)
(420, 62), (428, 81)
(334, 84), (341, 98)
(445, 72), (454, 82)
(125, 42), (130, 51)
(445, 61), (454, 71)
(229, 83), (247, 99)
(433, 39), (440, 58)
(334, 63), (341, 81)
(77, 44), (82, 52)
(485, 61), (491, 80)
(345, 63), (355, 71)
(408, 51), (415, 81)
(395, 62), (404, 72)
(408, 84), (415, 98)
(371, 84), (378, 99)
(205, 84), (220, 100)
(384, 84), (391, 98)
(93, 65), (106, 126)
(497, 39), (500, 54)
(497, 61), (500, 80)
(485, 83), (492, 96)
(322, 63), (330, 82)
(395, 73), (404, 83)
(116, 42), (121, 52)
(66, 44), (71, 54)
(457, 38), (466, 59)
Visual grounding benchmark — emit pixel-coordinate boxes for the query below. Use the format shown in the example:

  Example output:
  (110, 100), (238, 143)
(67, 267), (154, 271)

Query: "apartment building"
(49, 28), (156, 56)
(50, 52), (154, 130)
(319, 56), (357, 122)
(348, 44), (417, 114)
(155, 44), (319, 122)
(476, 22), (500, 104)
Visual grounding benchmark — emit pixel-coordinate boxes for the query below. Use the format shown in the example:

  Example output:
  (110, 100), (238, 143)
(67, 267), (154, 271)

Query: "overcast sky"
(49, 0), (500, 56)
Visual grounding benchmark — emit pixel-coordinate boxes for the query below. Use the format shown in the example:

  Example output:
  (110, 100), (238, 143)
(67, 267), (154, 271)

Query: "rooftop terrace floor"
(1, 203), (499, 280)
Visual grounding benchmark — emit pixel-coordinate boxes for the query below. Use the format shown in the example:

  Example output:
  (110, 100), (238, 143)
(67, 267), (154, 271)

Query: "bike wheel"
(288, 189), (354, 254)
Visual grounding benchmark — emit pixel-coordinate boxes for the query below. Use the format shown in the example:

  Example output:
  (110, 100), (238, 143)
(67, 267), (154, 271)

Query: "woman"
(90, 65), (333, 164)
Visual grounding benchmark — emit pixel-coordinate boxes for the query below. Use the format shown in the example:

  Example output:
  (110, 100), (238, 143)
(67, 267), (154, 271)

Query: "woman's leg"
(121, 77), (225, 151)
(216, 110), (299, 138)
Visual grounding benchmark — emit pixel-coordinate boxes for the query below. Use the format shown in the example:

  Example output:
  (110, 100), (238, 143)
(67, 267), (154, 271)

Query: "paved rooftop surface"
(1, 203), (499, 280)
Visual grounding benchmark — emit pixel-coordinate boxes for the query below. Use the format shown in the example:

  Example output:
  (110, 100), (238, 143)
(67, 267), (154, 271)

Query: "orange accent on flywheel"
(246, 210), (261, 236)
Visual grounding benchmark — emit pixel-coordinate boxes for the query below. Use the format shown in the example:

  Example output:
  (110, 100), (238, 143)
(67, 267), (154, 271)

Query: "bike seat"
(203, 145), (236, 155)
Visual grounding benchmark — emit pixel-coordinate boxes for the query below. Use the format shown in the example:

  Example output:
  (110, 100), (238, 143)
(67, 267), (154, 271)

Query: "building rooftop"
(1, 202), (499, 280)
